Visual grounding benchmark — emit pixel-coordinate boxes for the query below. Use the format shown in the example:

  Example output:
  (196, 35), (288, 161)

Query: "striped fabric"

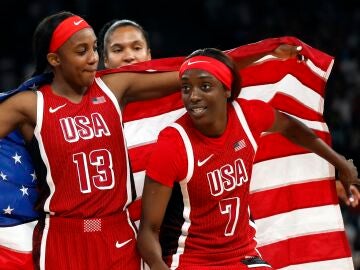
(119, 37), (354, 269)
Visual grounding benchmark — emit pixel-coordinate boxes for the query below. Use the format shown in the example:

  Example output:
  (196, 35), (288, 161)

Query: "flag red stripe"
(254, 130), (331, 163)
(241, 59), (327, 97)
(227, 36), (333, 71)
(0, 246), (34, 270)
(249, 180), (338, 219)
(123, 92), (183, 122)
(258, 231), (352, 269)
(268, 93), (323, 121)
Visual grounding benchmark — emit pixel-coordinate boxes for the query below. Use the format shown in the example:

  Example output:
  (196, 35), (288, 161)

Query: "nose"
(123, 49), (136, 64)
(189, 88), (201, 102)
(89, 49), (99, 65)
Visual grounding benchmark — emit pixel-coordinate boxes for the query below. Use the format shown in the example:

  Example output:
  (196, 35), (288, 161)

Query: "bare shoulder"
(100, 72), (130, 101)
(5, 90), (37, 121)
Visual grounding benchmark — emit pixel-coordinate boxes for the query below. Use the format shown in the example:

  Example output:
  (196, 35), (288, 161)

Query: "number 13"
(73, 149), (115, 193)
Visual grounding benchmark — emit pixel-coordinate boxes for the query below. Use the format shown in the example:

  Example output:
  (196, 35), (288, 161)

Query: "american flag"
(92, 96), (106, 104)
(113, 37), (353, 269)
(0, 74), (50, 270)
(234, 139), (246, 152)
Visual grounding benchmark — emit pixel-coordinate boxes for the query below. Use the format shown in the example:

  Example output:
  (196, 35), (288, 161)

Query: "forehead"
(109, 26), (145, 43)
(65, 28), (96, 46)
(181, 69), (216, 80)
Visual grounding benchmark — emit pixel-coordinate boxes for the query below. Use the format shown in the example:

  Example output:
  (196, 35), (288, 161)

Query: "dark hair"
(185, 48), (242, 101)
(98, 19), (150, 63)
(32, 11), (75, 76)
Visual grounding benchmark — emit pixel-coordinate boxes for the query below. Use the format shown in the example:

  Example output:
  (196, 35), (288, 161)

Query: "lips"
(188, 106), (207, 117)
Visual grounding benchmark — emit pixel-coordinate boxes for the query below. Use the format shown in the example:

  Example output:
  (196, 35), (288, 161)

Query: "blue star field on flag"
(0, 73), (51, 226)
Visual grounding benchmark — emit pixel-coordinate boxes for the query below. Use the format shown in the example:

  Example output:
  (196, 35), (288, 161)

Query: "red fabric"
(179, 56), (233, 89)
(0, 246), (34, 270)
(49, 16), (90, 52)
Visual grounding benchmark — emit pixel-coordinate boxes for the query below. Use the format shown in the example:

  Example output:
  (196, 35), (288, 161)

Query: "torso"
(34, 78), (134, 218)
(160, 101), (261, 267)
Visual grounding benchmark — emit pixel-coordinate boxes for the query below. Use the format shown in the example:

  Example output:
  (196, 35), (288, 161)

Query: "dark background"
(1, 0), (360, 265)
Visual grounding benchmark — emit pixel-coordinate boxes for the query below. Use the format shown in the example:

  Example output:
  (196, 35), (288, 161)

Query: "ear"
(47, 52), (60, 67)
(146, 49), (152, 61)
(104, 56), (109, 68)
(225, 89), (231, 98)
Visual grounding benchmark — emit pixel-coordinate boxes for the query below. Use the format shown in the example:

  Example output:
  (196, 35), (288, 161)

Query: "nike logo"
(115, 239), (132, 248)
(49, 103), (67, 113)
(74, 19), (84, 26)
(187, 60), (210, 66)
(197, 154), (214, 167)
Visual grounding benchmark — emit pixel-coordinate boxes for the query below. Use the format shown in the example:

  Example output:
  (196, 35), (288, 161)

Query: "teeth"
(192, 108), (204, 113)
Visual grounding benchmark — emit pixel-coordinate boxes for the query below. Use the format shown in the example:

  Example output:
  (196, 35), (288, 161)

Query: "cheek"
(107, 53), (124, 68)
(136, 50), (151, 61)
(181, 92), (189, 105)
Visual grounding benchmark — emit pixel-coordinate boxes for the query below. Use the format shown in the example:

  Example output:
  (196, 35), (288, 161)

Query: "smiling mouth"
(189, 107), (207, 116)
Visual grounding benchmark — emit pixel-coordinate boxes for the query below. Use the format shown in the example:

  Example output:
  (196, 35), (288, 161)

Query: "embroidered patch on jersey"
(92, 96), (106, 104)
(234, 139), (246, 152)
(84, 218), (102, 232)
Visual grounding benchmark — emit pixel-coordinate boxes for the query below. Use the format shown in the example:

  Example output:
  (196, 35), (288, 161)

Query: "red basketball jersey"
(34, 78), (134, 217)
(146, 99), (275, 268)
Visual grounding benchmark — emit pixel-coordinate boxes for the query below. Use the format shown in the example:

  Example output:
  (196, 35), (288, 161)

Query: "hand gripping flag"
(0, 73), (51, 270)
(100, 36), (353, 269)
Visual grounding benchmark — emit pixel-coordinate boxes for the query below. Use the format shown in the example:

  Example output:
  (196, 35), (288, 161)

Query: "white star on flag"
(31, 170), (37, 182)
(3, 205), (14, 215)
(20, 185), (29, 196)
(0, 171), (7, 180)
(12, 152), (22, 164)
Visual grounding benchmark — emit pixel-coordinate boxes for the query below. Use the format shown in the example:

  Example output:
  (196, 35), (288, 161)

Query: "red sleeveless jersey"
(146, 99), (275, 268)
(34, 78), (133, 218)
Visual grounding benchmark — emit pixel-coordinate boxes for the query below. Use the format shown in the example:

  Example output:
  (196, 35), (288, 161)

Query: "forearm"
(137, 226), (168, 269)
(233, 44), (302, 70)
(279, 113), (347, 169)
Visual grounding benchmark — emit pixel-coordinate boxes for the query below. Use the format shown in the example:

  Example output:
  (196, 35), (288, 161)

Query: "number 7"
(219, 197), (240, 236)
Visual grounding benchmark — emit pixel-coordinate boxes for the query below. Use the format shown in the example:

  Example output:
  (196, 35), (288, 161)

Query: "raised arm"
(101, 71), (180, 105)
(234, 44), (302, 70)
(0, 91), (37, 140)
(137, 177), (173, 270)
(268, 110), (359, 201)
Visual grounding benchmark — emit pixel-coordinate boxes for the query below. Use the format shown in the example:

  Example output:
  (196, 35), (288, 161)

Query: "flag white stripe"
(0, 221), (37, 251)
(250, 153), (335, 192)
(124, 108), (186, 148)
(133, 170), (146, 197)
(240, 74), (324, 114)
(254, 205), (345, 247)
(124, 115), (328, 151)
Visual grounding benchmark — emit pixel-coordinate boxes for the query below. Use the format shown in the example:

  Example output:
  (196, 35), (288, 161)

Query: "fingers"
(294, 45), (306, 62)
(348, 185), (360, 207)
(336, 181), (360, 208)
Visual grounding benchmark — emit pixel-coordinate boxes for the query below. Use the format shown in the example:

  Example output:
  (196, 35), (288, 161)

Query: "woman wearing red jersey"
(137, 48), (359, 269)
(0, 11), (181, 270)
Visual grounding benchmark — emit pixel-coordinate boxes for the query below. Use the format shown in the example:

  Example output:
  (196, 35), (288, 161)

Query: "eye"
(134, 46), (143, 51)
(201, 83), (211, 91)
(76, 47), (87, 55)
(111, 46), (123, 53)
(181, 84), (190, 94)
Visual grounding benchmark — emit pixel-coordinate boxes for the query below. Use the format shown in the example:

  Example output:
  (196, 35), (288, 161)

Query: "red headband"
(179, 56), (233, 90)
(49, 15), (91, 53)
